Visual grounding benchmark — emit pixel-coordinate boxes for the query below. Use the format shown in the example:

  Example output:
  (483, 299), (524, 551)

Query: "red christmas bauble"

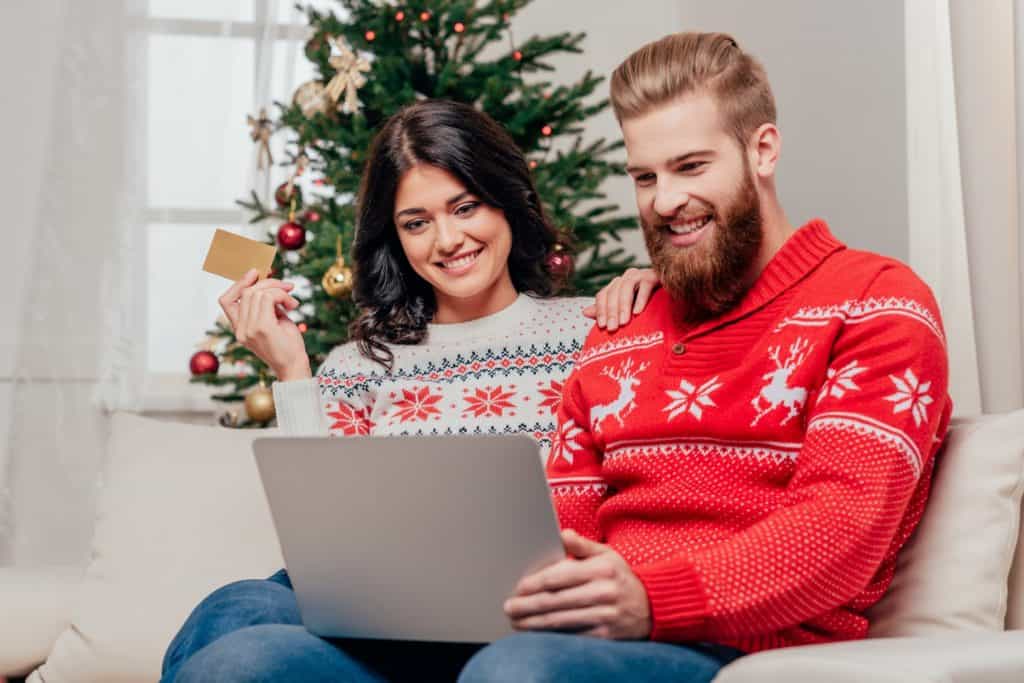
(274, 182), (302, 208)
(277, 222), (307, 250)
(301, 209), (321, 223)
(189, 350), (219, 376)
(546, 251), (574, 278)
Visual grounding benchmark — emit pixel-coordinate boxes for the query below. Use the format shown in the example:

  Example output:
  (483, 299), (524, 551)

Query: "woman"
(162, 99), (657, 683)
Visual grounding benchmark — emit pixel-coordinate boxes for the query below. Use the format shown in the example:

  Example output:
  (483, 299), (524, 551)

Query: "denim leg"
(172, 624), (383, 683)
(458, 632), (743, 683)
(161, 570), (300, 682)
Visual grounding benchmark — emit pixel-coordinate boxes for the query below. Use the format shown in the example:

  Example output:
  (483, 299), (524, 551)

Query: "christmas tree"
(190, 0), (638, 427)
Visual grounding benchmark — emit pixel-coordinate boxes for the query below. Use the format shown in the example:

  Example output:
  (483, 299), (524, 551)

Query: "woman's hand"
(584, 268), (660, 332)
(218, 269), (311, 380)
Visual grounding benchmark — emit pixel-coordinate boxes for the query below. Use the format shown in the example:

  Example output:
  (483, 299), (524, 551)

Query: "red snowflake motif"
(463, 386), (517, 418)
(538, 379), (564, 416)
(392, 386), (443, 423)
(326, 402), (373, 436)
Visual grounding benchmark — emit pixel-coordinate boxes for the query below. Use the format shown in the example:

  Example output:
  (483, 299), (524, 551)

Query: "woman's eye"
(403, 219), (427, 231)
(455, 202), (479, 216)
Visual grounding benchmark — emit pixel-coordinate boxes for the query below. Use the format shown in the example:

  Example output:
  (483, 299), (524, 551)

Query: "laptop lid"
(253, 434), (565, 643)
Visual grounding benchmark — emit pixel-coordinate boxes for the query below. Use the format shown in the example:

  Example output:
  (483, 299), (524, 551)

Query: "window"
(142, 1), (334, 409)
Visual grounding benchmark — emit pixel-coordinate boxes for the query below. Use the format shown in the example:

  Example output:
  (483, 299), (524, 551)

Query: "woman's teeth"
(669, 216), (712, 235)
(441, 249), (481, 269)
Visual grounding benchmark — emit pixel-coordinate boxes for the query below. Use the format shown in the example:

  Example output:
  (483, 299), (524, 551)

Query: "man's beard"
(642, 169), (763, 324)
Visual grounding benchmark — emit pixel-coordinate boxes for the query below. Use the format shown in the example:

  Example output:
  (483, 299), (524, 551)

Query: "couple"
(162, 31), (952, 683)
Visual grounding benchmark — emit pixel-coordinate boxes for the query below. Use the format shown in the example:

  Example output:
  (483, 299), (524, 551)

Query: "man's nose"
(653, 180), (690, 221)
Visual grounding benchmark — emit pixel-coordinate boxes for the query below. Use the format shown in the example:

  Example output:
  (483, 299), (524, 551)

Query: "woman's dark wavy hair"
(349, 99), (561, 371)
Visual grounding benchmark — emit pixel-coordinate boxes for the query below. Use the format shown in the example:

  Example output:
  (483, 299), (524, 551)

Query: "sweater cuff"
(272, 378), (326, 435)
(633, 558), (710, 642)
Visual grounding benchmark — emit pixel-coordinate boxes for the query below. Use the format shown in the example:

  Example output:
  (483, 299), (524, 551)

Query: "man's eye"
(679, 162), (706, 173)
(634, 174), (655, 185)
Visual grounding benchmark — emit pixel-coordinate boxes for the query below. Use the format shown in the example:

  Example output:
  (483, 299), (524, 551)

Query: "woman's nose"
(434, 217), (465, 253)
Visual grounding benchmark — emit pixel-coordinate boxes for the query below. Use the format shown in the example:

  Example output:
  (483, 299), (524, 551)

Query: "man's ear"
(748, 123), (781, 178)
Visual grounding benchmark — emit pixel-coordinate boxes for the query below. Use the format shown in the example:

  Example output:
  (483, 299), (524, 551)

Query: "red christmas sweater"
(546, 219), (952, 653)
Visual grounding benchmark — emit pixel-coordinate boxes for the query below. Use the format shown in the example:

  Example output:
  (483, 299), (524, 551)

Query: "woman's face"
(392, 164), (517, 323)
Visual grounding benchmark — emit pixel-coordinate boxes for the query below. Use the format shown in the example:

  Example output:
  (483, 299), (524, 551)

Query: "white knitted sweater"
(272, 294), (593, 453)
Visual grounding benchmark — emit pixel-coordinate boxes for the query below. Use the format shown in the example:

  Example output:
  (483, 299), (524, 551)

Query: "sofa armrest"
(713, 631), (1024, 683)
(0, 566), (83, 677)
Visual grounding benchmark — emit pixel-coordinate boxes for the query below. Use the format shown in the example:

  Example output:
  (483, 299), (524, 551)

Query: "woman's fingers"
(616, 269), (641, 326)
(594, 278), (616, 330)
(633, 277), (657, 314)
(219, 271), (294, 330)
(239, 289), (299, 344)
(218, 269), (259, 327)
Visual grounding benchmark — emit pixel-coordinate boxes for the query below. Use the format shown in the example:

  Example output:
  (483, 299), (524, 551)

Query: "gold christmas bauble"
(322, 258), (354, 299)
(244, 385), (276, 422)
(293, 80), (331, 117)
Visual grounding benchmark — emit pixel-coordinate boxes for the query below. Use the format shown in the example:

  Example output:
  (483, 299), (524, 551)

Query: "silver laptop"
(252, 435), (565, 643)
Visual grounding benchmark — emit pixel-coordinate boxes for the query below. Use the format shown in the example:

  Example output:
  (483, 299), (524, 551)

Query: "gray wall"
(516, 0), (909, 263)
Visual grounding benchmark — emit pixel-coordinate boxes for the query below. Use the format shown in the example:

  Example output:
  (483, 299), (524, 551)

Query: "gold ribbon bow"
(325, 37), (371, 114)
(246, 108), (273, 169)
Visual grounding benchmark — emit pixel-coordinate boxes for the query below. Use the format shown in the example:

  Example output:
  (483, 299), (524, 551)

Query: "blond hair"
(610, 32), (776, 150)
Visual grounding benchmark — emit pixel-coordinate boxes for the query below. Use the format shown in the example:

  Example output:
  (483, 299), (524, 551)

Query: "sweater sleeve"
(272, 378), (329, 435)
(544, 365), (607, 542)
(274, 344), (375, 437)
(633, 266), (952, 642)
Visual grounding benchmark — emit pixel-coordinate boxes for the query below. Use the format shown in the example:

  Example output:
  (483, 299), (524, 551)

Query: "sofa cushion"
(0, 566), (82, 677)
(868, 409), (1024, 635)
(1008, 448), (1024, 630)
(31, 412), (284, 683)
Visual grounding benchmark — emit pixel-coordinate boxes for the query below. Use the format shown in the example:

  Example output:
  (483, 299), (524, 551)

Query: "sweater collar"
(425, 292), (539, 345)
(670, 218), (845, 335)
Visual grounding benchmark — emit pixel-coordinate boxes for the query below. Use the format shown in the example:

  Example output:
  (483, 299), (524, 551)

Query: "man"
(458, 31), (951, 682)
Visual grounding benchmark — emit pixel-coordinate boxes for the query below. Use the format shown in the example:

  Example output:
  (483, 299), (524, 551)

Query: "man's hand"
(503, 529), (652, 640)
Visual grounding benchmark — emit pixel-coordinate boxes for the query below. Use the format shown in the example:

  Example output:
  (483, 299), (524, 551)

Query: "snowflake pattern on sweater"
(546, 220), (952, 654)
(308, 294), (593, 453)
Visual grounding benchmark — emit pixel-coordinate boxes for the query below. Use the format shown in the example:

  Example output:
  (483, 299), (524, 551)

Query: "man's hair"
(610, 32), (777, 150)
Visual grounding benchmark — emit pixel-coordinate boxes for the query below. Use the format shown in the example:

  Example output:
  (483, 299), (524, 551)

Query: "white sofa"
(2, 410), (1023, 682)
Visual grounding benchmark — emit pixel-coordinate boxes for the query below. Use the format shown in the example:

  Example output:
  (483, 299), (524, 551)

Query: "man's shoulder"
(815, 247), (936, 302)
(575, 290), (670, 364)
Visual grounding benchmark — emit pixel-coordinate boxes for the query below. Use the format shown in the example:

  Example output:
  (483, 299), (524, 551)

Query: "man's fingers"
(562, 529), (608, 559)
(504, 578), (620, 620)
(581, 303), (597, 319)
(514, 557), (603, 597)
(511, 605), (618, 634)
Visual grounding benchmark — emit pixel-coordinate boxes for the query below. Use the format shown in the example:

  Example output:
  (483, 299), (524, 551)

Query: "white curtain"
(906, 0), (1024, 416)
(0, 0), (147, 566)
(0, 0), (304, 566)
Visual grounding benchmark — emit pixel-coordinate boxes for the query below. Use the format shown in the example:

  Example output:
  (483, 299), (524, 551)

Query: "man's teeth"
(441, 250), (481, 269)
(668, 216), (712, 235)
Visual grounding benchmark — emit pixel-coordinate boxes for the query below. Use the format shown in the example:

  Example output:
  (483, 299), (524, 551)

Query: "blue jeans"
(162, 570), (742, 682)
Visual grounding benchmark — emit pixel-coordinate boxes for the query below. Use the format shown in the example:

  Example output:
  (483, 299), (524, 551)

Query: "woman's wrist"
(275, 360), (312, 382)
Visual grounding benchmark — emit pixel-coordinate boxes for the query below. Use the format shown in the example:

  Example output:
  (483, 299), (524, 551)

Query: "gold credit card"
(201, 228), (277, 282)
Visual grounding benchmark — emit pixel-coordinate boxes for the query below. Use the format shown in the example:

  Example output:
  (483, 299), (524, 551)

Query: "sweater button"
(671, 342), (686, 355)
